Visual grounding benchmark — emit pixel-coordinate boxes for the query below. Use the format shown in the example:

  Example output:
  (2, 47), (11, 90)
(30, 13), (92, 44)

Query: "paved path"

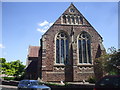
(0, 85), (17, 90)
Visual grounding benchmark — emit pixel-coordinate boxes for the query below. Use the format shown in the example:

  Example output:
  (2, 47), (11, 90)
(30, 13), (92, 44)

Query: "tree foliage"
(106, 48), (120, 74)
(94, 47), (120, 79)
(0, 58), (25, 77)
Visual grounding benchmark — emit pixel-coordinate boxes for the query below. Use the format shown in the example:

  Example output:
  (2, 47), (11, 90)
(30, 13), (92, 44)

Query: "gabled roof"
(54, 3), (91, 26)
(43, 3), (102, 40)
(28, 46), (40, 58)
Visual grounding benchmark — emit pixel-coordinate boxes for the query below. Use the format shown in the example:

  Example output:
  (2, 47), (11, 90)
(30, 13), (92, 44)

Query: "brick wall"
(40, 24), (103, 82)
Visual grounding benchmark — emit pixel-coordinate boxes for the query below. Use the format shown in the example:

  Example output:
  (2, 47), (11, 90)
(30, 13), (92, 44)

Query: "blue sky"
(1, 2), (118, 65)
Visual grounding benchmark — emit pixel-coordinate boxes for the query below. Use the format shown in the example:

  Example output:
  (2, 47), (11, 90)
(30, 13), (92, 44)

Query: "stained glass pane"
(79, 40), (82, 63)
(56, 39), (60, 63)
(83, 39), (87, 63)
(61, 33), (64, 37)
(66, 40), (69, 64)
(87, 40), (91, 63)
(61, 39), (64, 63)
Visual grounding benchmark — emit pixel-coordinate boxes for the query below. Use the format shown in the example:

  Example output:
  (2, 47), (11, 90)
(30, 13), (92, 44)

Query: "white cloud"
(37, 20), (53, 33)
(49, 22), (53, 26)
(37, 28), (47, 33)
(38, 20), (49, 27)
(44, 26), (49, 29)
(0, 44), (5, 48)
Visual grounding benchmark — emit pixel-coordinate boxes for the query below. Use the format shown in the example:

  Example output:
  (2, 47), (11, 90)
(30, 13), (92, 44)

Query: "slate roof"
(28, 46), (40, 57)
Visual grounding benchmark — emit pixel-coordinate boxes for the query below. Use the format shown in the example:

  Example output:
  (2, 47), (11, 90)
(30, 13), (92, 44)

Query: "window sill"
(77, 63), (93, 66)
(54, 64), (65, 67)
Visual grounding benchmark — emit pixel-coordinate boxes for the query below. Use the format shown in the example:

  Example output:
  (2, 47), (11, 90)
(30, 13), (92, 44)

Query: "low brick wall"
(45, 83), (94, 90)
(2, 80), (19, 86)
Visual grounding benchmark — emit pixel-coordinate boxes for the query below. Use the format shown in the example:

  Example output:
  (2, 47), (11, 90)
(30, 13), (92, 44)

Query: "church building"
(25, 3), (105, 82)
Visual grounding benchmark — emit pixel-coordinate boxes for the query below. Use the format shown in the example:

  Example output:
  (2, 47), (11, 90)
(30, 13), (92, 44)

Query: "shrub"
(87, 77), (96, 83)
(2, 77), (15, 81)
(2, 74), (25, 81)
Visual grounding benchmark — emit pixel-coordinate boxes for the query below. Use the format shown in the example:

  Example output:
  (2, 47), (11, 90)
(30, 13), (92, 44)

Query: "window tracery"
(78, 32), (92, 64)
(56, 32), (69, 64)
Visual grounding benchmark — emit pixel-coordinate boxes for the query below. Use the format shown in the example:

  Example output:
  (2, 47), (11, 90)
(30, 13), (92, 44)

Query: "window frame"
(55, 31), (69, 65)
(77, 32), (93, 65)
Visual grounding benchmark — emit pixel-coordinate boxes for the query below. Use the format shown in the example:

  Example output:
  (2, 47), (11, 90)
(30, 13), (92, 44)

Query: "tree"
(94, 54), (110, 80)
(10, 60), (25, 77)
(94, 47), (120, 80)
(0, 58), (25, 77)
(0, 58), (7, 74)
(106, 49), (120, 75)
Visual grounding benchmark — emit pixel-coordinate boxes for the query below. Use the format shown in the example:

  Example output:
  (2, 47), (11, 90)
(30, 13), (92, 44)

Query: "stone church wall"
(41, 24), (103, 82)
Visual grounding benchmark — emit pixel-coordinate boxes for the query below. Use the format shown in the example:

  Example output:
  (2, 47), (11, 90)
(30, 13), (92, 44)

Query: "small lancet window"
(80, 16), (83, 24)
(71, 16), (75, 24)
(76, 16), (79, 24)
(63, 15), (66, 24)
(67, 16), (71, 24)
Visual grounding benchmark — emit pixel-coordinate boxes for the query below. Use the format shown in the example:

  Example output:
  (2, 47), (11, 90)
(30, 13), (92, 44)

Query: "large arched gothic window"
(78, 32), (92, 64)
(56, 32), (69, 64)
